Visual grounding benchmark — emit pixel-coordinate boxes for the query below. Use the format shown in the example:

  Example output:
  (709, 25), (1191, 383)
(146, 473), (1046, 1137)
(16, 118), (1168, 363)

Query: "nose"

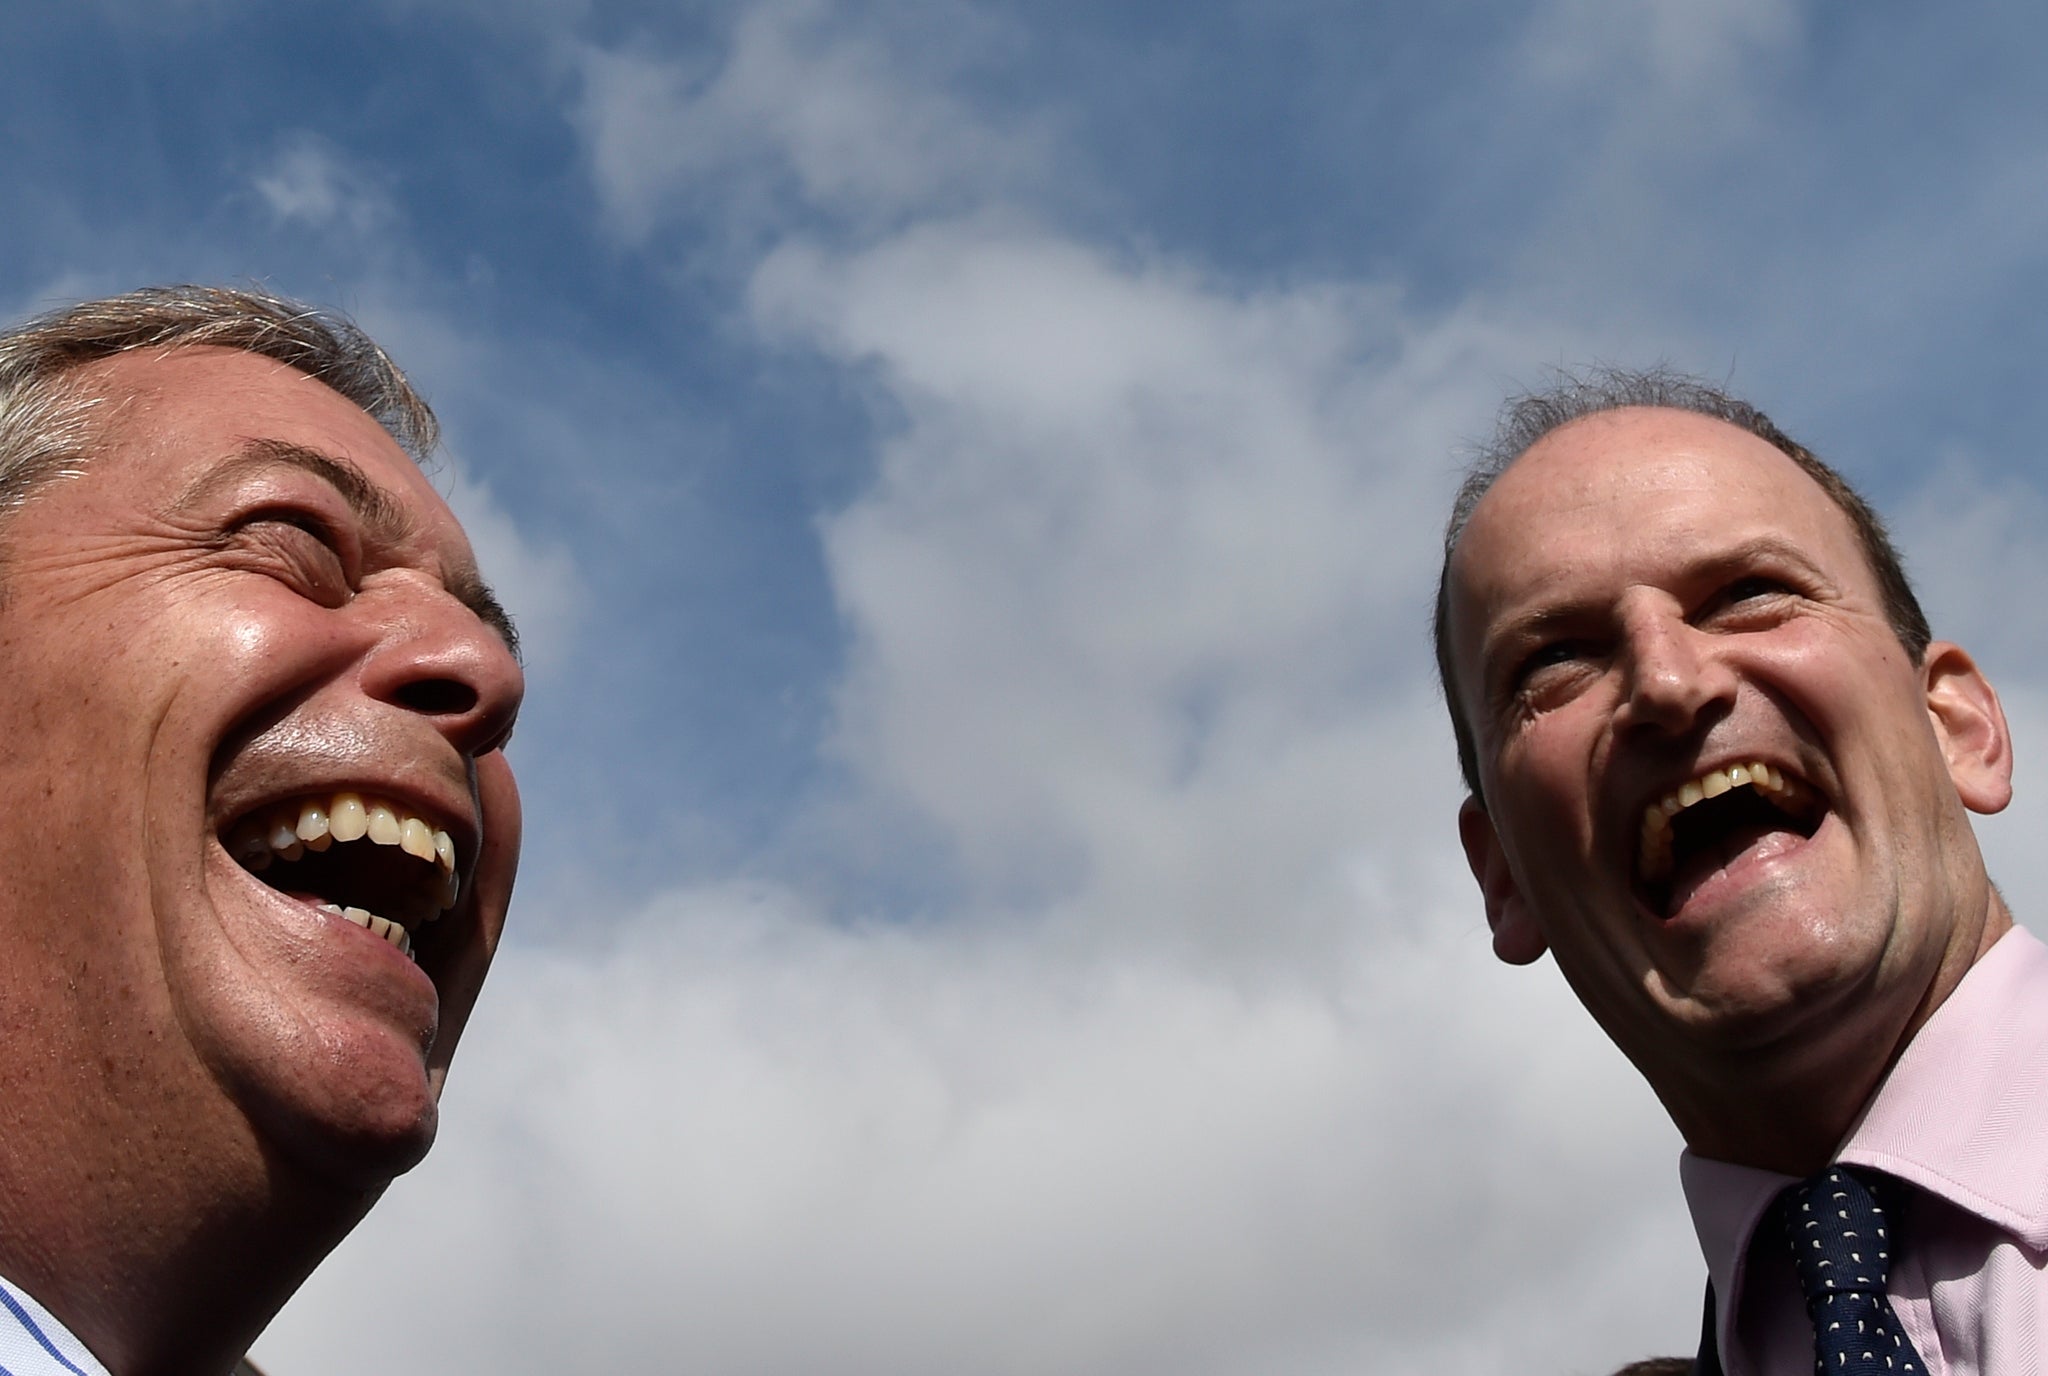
(1613, 600), (1733, 737)
(359, 575), (526, 758)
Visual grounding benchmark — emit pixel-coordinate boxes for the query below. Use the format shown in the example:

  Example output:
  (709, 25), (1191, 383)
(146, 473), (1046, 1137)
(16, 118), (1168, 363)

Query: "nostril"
(394, 679), (479, 717)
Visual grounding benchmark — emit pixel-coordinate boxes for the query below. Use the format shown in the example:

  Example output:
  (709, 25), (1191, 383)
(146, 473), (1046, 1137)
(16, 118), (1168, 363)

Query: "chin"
(248, 1075), (443, 1195)
(189, 979), (453, 1195)
(1653, 954), (1872, 1058)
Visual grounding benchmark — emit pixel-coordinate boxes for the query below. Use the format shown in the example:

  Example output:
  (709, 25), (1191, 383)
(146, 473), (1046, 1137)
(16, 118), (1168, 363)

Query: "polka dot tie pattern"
(1775, 1166), (1930, 1375)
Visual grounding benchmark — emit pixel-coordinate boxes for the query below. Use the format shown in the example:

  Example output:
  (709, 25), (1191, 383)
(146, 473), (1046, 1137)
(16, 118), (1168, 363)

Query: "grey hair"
(0, 284), (438, 516)
(1434, 366), (1929, 803)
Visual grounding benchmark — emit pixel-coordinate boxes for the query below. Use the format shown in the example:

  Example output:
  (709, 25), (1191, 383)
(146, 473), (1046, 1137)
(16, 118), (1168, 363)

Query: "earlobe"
(1459, 796), (1548, 965)
(1923, 641), (2014, 816)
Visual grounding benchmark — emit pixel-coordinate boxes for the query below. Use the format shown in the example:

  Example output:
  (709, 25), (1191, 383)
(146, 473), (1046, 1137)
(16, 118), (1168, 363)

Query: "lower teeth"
(318, 902), (412, 958)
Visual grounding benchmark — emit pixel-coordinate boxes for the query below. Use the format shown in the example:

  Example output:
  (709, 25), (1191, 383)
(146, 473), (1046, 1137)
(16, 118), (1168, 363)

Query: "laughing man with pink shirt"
(1439, 371), (2045, 1375)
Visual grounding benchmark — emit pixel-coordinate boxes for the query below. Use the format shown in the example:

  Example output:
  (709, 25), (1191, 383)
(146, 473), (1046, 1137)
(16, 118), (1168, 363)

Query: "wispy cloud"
(251, 133), (400, 240)
(572, 1), (1050, 244)
(262, 4), (1715, 1373)
(754, 218), (1544, 960)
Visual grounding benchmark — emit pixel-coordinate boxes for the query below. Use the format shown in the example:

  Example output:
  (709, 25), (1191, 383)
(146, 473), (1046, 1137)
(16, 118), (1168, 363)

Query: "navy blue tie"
(1775, 1166), (1928, 1375)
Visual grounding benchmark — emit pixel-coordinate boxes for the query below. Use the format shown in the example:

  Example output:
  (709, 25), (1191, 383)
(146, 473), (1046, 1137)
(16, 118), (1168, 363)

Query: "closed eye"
(224, 510), (354, 606)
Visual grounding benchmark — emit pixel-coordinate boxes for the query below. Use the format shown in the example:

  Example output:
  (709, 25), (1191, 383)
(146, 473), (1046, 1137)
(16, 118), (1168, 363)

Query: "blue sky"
(8, 2), (2048, 1372)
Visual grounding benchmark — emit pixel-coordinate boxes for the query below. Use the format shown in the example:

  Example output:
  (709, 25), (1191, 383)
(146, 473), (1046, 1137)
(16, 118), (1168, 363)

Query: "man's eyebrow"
(1488, 601), (1590, 647)
(174, 439), (418, 542)
(1691, 534), (1832, 579)
(176, 439), (523, 662)
(1485, 535), (1833, 649)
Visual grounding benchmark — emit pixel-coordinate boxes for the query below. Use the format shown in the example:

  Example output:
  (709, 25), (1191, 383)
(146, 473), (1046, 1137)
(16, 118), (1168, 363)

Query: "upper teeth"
(227, 790), (462, 949)
(1638, 762), (1808, 884)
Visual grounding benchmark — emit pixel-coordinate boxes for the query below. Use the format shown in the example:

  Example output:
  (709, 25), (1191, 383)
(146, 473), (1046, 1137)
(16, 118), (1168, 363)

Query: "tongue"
(1665, 821), (1806, 916)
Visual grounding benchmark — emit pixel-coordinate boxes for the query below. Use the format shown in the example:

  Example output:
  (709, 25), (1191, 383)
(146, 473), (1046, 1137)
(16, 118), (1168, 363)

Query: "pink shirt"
(1681, 925), (2048, 1374)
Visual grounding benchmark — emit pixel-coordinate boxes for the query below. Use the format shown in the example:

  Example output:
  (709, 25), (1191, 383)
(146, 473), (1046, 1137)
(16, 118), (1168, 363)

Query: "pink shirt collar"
(1680, 924), (2048, 1356)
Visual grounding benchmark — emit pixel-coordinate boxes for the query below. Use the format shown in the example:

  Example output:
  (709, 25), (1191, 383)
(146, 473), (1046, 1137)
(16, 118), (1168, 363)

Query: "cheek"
(1755, 623), (1911, 706)
(174, 596), (357, 700)
(213, 594), (329, 655)
(1756, 643), (1926, 772)
(226, 615), (273, 659)
(48, 596), (361, 780)
(1495, 709), (1603, 807)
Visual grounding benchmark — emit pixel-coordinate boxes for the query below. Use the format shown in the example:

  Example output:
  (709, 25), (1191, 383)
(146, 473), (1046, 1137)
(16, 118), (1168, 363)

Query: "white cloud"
(755, 217), (1551, 967)
(257, 874), (1696, 1376)
(251, 133), (399, 240)
(572, 2), (1049, 243)
(262, 185), (1697, 1373)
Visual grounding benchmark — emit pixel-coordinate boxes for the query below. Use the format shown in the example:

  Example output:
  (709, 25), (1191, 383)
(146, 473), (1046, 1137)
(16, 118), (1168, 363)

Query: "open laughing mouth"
(224, 792), (460, 961)
(1635, 762), (1827, 919)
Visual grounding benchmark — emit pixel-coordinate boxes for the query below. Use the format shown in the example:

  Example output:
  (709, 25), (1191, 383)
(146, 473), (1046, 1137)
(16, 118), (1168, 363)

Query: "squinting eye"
(1509, 639), (1592, 700)
(230, 513), (353, 607)
(1724, 576), (1786, 602)
(1705, 575), (1801, 627)
(1520, 640), (1580, 676)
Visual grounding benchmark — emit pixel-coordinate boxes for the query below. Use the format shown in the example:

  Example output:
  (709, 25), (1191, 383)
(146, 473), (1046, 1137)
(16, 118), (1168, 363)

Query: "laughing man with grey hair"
(0, 287), (523, 1374)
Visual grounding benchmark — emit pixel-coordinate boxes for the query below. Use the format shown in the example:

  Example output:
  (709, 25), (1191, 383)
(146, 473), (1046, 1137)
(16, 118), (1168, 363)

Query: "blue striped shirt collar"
(0, 1275), (109, 1376)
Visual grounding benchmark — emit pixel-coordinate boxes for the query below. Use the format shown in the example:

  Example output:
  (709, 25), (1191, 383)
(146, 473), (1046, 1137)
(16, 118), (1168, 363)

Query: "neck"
(1667, 1053), (1884, 1175)
(0, 1160), (374, 1376)
(0, 1073), (380, 1375)
(1659, 892), (2013, 1176)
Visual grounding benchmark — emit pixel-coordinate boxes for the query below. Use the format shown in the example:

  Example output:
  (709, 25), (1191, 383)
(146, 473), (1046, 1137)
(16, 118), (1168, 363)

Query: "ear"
(1459, 795), (1548, 965)
(1923, 640), (2013, 816)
